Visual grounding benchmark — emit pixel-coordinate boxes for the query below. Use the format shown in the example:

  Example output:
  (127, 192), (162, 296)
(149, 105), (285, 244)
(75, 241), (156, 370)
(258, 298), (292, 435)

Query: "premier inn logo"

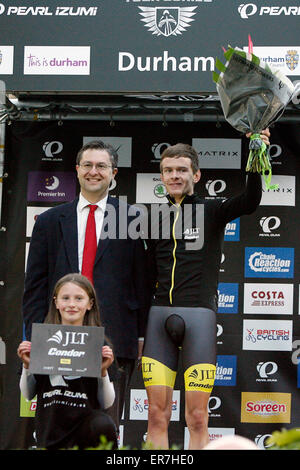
(138, 6), (197, 37)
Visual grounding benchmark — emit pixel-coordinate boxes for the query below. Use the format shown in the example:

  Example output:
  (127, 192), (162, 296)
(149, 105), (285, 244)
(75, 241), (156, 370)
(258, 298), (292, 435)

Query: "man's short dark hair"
(76, 140), (119, 168)
(160, 143), (199, 174)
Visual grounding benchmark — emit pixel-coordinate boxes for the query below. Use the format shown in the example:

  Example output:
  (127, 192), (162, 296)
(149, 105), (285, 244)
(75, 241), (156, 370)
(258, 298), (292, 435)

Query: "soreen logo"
(246, 400), (286, 415)
(241, 392), (291, 423)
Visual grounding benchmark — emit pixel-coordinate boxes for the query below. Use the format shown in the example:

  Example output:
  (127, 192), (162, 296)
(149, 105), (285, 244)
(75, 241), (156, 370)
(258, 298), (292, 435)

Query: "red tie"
(81, 204), (97, 284)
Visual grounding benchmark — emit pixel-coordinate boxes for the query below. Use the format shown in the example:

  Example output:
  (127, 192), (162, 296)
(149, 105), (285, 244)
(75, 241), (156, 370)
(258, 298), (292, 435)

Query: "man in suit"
(22, 140), (150, 431)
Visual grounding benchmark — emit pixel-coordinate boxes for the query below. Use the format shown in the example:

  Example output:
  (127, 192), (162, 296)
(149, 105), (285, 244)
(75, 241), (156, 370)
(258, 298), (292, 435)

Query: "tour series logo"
(125, 0), (215, 38)
(138, 6), (197, 37)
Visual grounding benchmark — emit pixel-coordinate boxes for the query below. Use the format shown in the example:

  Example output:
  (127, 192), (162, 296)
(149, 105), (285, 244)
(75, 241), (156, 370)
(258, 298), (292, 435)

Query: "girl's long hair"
(44, 273), (101, 327)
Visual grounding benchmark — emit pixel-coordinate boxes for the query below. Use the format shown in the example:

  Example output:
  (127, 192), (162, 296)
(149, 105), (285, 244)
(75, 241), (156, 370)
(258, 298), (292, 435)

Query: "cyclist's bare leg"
(145, 385), (173, 449)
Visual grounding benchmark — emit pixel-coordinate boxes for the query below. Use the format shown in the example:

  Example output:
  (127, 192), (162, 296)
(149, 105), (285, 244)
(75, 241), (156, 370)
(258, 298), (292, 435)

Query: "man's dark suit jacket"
(22, 195), (149, 359)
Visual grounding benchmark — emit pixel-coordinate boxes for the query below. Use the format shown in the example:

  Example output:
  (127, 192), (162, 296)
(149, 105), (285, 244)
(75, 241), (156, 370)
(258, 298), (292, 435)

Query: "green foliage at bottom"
(267, 428), (300, 450)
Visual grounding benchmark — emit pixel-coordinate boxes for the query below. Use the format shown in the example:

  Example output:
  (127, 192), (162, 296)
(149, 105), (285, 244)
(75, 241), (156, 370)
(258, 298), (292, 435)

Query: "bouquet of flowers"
(213, 40), (295, 189)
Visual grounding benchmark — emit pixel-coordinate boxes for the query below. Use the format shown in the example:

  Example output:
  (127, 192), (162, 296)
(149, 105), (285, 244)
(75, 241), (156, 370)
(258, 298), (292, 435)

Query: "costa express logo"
(241, 392), (291, 423)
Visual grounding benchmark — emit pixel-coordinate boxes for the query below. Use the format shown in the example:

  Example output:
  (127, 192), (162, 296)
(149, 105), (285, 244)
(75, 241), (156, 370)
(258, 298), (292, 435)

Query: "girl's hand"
(17, 341), (32, 369)
(101, 345), (114, 377)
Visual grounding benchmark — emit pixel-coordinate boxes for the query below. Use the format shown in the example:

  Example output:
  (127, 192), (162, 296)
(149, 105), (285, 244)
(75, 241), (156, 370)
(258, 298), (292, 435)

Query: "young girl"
(18, 273), (118, 450)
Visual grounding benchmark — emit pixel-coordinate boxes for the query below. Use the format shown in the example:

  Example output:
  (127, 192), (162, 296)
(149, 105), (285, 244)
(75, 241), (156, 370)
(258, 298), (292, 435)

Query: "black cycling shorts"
(142, 306), (216, 392)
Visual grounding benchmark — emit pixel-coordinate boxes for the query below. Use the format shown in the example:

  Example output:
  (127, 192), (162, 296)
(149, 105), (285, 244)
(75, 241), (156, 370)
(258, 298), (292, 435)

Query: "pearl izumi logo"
(42, 141), (63, 161)
(205, 179), (226, 198)
(256, 361), (278, 383)
(238, 4), (300, 18)
(259, 216), (281, 237)
(0, 4), (98, 15)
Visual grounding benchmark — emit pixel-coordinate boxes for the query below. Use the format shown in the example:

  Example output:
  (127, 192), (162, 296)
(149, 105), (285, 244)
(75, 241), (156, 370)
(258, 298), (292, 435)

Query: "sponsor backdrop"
(0, 118), (299, 450)
(0, 0), (300, 92)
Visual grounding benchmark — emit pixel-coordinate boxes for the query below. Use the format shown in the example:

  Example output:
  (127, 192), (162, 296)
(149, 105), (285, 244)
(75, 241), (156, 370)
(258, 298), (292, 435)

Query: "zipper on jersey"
(169, 196), (185, 304)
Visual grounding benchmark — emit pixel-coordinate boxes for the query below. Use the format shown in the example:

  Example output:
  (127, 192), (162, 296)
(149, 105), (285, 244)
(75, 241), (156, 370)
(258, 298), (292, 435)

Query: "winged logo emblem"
(138, 6), (197, 37)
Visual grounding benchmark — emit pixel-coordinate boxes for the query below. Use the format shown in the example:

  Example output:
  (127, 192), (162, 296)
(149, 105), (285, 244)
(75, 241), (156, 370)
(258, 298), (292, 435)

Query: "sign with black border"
(29, 323), (104, 377)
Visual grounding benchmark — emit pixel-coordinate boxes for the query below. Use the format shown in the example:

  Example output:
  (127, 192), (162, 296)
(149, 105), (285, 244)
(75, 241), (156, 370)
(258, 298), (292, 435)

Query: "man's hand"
(246, 128), (270, 146)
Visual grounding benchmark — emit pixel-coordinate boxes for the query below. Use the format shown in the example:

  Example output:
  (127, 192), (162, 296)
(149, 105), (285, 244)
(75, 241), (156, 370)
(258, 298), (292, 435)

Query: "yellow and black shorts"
(142, 306), (216, 393)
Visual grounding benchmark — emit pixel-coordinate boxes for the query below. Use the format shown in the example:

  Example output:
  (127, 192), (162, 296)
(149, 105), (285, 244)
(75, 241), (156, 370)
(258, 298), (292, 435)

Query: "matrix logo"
(245, 247), (294, 278)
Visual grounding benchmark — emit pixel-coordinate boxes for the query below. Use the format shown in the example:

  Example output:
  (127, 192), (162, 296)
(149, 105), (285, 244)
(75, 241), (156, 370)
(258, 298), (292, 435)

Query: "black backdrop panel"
(0, 119), (299, 449)
(1, 0), (300, 92)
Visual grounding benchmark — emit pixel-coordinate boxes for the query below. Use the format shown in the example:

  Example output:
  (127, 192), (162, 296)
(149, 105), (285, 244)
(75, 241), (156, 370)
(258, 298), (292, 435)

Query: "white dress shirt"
(77, 193), (108, 272)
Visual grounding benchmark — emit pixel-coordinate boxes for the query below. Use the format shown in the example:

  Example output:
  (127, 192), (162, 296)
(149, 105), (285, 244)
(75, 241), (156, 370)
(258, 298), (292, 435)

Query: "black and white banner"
(0, 0), (300, 93)
(0, 119), (299, 449)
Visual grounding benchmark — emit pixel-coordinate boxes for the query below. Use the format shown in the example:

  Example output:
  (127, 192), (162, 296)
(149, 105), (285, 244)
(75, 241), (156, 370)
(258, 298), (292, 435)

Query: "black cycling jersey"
(146, 172), (262, 311)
